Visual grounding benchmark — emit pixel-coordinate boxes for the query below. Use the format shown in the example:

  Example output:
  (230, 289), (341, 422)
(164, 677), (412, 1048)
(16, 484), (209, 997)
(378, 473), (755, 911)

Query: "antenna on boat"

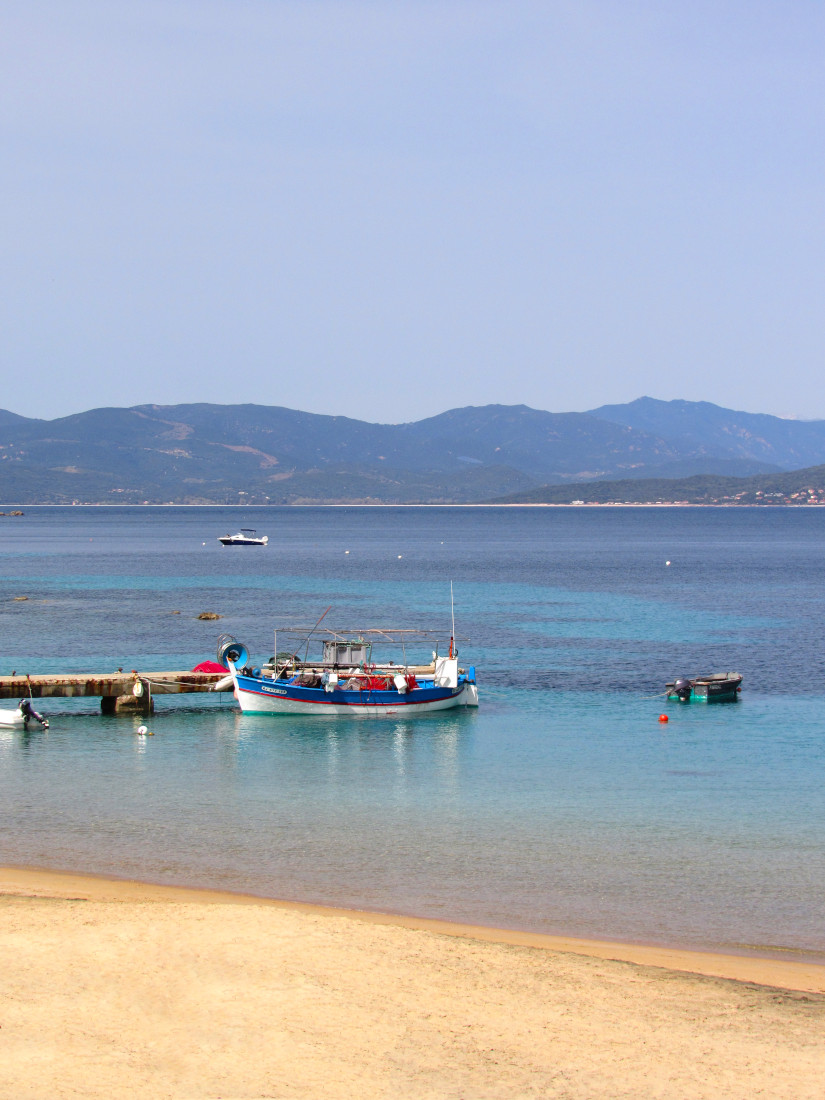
(303, 605), (332, 662)
(274, 605), (332, 677)
(450, 581), (455, 659)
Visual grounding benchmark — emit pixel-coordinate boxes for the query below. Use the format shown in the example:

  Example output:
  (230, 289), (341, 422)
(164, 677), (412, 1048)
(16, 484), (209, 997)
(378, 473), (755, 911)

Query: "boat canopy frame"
(260, 626), (471, 677)
(265, 626), (470, 644)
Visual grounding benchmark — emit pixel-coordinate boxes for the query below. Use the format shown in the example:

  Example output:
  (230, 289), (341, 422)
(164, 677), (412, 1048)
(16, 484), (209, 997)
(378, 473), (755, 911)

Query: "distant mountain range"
(2, 397), (825, 504)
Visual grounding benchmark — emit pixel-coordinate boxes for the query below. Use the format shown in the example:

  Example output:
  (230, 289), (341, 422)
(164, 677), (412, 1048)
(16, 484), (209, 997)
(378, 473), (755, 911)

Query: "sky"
(2, 1), (824, 423)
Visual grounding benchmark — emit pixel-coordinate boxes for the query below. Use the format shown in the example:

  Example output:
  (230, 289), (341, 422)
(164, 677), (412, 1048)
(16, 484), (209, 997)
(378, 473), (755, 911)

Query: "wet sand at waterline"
(1, 867), (824, 1099)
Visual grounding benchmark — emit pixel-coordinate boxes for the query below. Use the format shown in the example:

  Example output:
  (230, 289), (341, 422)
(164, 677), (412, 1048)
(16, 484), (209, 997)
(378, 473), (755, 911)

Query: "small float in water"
(666, 672), (742, 703)
(214, 621), (479, 717)
(0, 698), (49, 729)
(217, 529), (269, 547)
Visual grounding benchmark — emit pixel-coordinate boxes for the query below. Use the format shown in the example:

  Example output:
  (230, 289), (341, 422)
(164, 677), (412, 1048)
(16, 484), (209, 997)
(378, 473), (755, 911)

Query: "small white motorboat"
(217, 529), (269, 547)
(0, 699), (49, 728)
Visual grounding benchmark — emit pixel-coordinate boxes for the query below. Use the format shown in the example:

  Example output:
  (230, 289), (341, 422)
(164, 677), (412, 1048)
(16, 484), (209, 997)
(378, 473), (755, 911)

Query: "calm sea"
(1, 505), (824, 959)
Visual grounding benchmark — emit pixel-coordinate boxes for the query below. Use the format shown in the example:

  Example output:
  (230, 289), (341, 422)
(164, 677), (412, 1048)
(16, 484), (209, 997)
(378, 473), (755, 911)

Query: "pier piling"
(100, 693), (155, 716)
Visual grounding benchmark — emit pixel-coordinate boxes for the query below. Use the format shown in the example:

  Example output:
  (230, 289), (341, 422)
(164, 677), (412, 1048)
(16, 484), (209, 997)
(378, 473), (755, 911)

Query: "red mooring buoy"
(658, 714), (669, 723)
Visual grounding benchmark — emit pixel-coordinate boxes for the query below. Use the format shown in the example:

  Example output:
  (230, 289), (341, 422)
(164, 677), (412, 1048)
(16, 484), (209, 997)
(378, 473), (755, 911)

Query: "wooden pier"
(0, 671), (231, 715)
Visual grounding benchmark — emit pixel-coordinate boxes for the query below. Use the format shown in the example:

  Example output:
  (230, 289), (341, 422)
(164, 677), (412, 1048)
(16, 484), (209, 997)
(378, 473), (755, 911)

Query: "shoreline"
(3, 863), (823, 993)
(5, 863), (825, 1097)
(2, 501), (823, 508)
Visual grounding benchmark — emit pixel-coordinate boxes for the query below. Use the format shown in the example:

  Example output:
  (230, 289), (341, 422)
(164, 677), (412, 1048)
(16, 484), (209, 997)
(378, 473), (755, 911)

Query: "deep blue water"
(1, 506), (824, 958)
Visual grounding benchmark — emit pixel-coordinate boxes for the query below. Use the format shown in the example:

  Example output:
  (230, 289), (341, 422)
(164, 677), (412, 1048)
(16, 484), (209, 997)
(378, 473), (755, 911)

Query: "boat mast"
(450, 581), (455, 658)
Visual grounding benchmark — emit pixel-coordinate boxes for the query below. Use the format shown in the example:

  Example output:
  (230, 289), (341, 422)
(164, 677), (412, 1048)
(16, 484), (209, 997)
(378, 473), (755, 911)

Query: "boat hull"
(234, 673), (478, 716)
(666, 672), (742, 703)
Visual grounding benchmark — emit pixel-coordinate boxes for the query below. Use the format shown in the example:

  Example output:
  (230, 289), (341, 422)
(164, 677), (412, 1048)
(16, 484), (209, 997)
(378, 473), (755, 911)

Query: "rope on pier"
(130, 673), (230, 692)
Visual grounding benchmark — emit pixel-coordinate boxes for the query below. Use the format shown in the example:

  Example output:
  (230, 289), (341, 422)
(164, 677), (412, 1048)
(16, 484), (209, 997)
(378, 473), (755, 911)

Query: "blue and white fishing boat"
(215, 625), (479, 717)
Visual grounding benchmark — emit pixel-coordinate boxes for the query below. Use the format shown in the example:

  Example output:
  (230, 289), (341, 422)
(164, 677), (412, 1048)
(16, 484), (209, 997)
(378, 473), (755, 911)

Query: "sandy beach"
(1, 866), (823, 1099)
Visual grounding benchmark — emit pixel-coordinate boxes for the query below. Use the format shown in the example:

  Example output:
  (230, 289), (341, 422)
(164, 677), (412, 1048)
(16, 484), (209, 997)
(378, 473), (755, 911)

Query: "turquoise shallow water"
(1, 506), (824, 957)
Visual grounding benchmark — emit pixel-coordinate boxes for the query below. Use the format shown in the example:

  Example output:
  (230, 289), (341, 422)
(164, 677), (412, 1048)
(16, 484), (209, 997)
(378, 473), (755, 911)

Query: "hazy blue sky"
(2, 1), (823, 422)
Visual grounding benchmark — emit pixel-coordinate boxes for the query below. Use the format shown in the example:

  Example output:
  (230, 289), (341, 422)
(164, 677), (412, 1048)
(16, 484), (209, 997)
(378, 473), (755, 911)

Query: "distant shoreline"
(3, 502), (825, 509)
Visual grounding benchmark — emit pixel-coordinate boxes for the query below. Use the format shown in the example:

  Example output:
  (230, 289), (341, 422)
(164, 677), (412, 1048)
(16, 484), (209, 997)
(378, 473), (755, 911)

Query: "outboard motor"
(672, 677), (693, 701)
(216, 633), (250, 670)
(20, 698), (49, 729)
